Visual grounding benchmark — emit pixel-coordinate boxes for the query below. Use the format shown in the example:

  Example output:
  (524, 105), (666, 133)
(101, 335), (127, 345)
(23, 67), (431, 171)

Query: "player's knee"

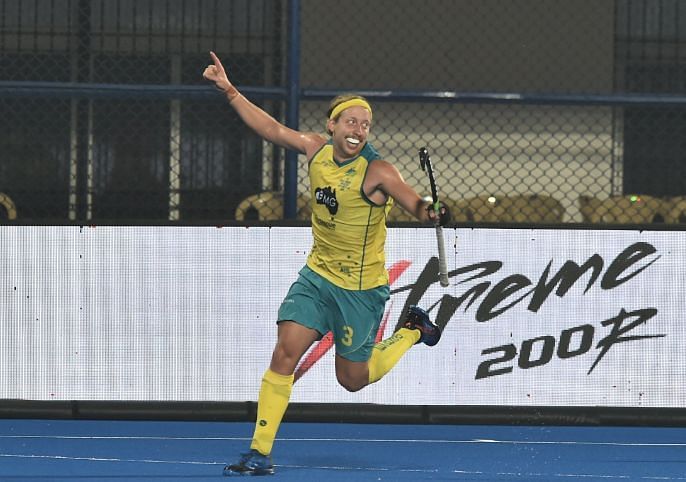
(270, 344), (301, 374)
(336, 372), (366, 392)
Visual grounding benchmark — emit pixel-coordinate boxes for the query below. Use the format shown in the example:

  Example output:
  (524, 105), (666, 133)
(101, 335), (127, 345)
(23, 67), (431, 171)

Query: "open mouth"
(345, 137), (360, 146)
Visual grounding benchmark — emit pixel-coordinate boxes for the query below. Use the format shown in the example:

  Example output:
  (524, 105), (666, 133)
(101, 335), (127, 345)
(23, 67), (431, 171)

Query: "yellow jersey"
(306, 141), (391, 290)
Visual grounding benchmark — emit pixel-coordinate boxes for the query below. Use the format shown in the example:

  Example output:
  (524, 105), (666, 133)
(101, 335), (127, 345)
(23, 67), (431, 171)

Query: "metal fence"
(1, 0), (685, 224)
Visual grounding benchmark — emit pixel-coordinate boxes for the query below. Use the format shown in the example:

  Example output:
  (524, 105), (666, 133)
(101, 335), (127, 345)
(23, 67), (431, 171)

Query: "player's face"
(328, 106), (372, 161)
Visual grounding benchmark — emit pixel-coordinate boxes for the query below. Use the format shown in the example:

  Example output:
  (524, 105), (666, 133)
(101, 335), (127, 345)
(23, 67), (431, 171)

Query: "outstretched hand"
(203, 51), (232, 93)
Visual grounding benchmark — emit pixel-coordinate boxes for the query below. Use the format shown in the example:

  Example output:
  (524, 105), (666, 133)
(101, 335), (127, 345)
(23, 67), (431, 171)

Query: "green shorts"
(277, 265), (390, 362)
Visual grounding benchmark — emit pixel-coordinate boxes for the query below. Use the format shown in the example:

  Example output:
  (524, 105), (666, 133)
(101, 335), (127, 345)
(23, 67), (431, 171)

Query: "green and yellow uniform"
(257, 140), (421, 457)
(307, 140), (390, 290)
(277, 141), (393, 362)
(248, 100), (426, 461)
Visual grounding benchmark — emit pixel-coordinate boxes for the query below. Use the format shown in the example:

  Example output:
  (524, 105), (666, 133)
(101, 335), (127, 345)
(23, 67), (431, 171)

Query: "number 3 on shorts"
(341, 325), (354, 347)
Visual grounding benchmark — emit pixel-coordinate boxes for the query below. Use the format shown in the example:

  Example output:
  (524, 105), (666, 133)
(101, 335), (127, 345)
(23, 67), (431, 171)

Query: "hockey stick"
(419, 147), (450, 287)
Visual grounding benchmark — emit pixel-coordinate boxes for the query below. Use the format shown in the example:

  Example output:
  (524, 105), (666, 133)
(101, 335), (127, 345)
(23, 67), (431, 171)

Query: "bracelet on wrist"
(225, 85), (239, 102)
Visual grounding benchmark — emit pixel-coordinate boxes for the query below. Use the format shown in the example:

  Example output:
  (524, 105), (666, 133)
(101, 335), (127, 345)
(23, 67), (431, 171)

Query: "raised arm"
(203, 51), (324, 157)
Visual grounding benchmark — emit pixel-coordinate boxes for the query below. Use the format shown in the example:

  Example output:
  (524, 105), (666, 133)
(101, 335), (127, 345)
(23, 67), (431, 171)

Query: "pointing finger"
(209, 51), (224, 70)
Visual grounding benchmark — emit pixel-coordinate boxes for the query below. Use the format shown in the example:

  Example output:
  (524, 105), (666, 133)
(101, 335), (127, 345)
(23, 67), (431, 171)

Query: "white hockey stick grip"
(434, 223), (450, 287)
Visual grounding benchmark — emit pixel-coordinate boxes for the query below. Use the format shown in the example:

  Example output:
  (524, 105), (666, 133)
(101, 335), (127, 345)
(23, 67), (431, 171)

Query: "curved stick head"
(419, 147), (429, 171)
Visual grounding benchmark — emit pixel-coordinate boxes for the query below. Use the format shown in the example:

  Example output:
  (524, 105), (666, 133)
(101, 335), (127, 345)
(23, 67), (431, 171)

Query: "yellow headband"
(329, 98), (373, 120)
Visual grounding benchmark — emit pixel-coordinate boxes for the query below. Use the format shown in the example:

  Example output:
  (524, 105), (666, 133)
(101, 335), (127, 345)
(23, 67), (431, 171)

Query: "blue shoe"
(223, 449), (274, 476)
(403, 305), (441, 346)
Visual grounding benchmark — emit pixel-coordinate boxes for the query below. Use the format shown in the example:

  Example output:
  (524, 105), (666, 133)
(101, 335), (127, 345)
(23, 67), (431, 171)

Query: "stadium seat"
(0, 192), (17, 220)
(452, 195), (507, 222)
(451, 194), (564, 223)
(234, 192), (310, 221)
(579, 194), (663, 223)
(500, 194), (565, 222)
(296, 198), (312, 220)
(661, 196), (686, 223)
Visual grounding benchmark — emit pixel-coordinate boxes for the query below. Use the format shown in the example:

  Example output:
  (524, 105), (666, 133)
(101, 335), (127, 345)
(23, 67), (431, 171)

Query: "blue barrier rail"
(6, 81), (686, 108)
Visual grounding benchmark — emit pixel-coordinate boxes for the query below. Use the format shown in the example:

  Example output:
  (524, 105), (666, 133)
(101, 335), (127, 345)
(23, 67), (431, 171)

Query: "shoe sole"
(223, 467), (274, 477)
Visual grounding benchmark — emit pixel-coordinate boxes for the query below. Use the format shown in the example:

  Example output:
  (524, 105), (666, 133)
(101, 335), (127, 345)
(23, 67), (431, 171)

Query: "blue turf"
(0, 419), (684, 481)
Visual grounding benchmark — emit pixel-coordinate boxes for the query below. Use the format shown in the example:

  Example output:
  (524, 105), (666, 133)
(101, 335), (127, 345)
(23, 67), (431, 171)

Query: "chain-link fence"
(1, 0), (285, 222)
(1, 0), (686, 224)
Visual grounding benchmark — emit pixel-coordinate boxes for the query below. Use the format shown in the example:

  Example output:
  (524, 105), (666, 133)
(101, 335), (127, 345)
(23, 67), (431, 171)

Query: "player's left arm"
(366, 160), (450, 224)
(366, 160), (429, 221)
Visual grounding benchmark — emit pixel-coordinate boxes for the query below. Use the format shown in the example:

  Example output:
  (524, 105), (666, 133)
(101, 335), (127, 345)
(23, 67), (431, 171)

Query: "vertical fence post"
(74, 0), (92, 221)
(284, 0), (301, 219)
(169, 54), (182, 221)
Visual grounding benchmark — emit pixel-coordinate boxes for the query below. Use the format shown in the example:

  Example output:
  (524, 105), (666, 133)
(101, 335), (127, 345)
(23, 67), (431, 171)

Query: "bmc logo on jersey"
(315, 186), (338, 215)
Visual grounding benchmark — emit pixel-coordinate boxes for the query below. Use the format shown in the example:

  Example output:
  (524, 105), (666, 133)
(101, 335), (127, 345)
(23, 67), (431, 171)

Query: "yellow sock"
(250, 369), (294, 456)
(367, 327), (420, 384)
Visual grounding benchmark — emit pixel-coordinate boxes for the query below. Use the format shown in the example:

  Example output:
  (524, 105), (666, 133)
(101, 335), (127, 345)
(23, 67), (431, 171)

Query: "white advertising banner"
(1, 225), (683, 407)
